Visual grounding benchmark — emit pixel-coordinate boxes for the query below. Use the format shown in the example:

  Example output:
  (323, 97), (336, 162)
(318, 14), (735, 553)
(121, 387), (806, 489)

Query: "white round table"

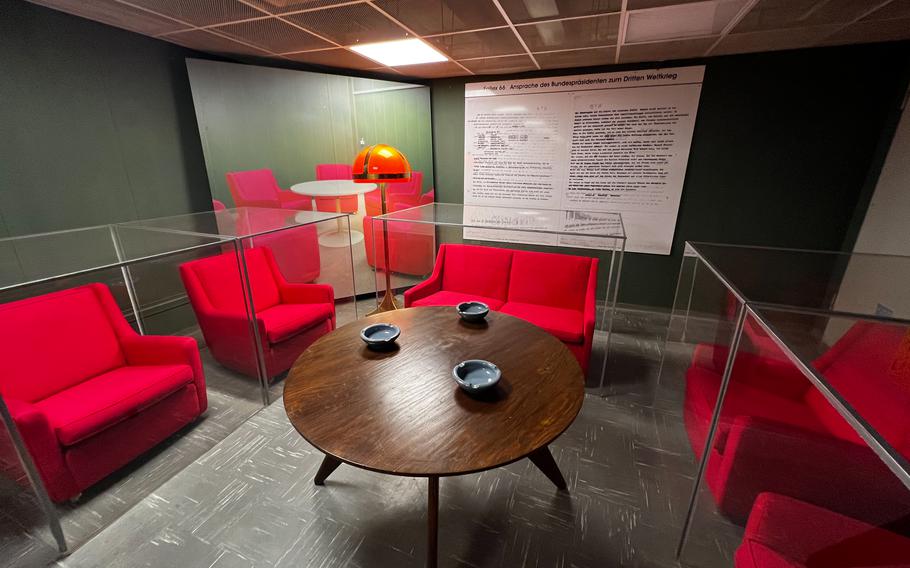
(290, 180), (377, 248)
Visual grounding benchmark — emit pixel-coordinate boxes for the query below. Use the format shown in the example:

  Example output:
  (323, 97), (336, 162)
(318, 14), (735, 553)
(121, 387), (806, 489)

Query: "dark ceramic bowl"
(456, 301), (490, 322)
(452, 359), (501, 392)
(360, 323), (400, 350)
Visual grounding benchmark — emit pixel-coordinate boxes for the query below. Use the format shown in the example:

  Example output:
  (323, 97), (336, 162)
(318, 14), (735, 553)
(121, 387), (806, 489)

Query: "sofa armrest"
(714, 415), (910, 525)
(120, 335), (207, 412)
(404, 246), (445, 307)
(279, 282), (335, 306)
(2, 398), (75, 502)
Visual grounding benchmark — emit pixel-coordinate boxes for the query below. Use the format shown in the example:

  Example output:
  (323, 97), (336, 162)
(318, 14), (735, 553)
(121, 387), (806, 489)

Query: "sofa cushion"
(37, 364), (193, 446)
(259, 303), (334, 344)
(500, 302), (585, 344)
(441, 244), (512, 301)
(187, 248), (281, 313)
(507, 250), (593, 311)
(409, 290), (505, 311)
(0, 285), (126, 402)
(736, 493), (910, 568)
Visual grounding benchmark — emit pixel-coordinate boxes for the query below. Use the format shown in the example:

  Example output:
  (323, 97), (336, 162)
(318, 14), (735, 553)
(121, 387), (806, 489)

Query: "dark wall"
(0, 1), (213, 237)
(430, 42), (910, 308)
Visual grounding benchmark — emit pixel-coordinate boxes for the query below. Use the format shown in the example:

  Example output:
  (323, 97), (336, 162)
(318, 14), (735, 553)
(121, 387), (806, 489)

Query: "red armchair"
(226, 169), (312, 211)
(364, 171), (424, 216)
(736, 493), (910, 567)
(404, 244), (598, 372)
(0, 284), (206, 502)
(685, 322), (910, 524)
(179, 247), (335, 379)
(313, 163), (357, 214)
(363, 198), (436, 277)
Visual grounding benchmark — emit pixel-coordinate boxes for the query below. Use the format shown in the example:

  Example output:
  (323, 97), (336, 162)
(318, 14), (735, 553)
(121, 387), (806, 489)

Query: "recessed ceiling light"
(350, 38), (448, 67)
(625, 0), (747, 44)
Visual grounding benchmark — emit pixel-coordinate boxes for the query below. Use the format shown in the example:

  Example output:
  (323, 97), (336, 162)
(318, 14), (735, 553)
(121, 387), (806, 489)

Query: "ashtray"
(360, 323), (400, 350)
(456, 301), (489, 322)
(452, 359), (501, 392)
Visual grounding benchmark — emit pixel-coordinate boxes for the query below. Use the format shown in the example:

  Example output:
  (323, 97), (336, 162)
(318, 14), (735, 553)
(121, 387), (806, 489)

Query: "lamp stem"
(369, 182), (401, 315)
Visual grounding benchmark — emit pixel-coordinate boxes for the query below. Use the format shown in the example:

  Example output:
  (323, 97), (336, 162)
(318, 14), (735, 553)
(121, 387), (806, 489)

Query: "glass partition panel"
(678, 308), (910, 567)
(369, 203), (626, 391)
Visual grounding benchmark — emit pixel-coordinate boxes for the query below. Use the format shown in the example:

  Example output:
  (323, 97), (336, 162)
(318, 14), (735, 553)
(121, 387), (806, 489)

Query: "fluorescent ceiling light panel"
(350, 38), (448, 66)
(625, 0), (746, 44)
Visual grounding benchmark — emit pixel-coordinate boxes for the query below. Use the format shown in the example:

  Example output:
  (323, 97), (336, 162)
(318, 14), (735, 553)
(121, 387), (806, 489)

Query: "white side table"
(290, 180), (377, 248)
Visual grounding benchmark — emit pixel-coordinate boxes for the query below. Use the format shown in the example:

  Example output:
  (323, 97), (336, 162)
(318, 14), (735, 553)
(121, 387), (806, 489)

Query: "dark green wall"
(185, 60), (434, 204)
(0, 1), (213, 237)
(430, 42), (910, 308)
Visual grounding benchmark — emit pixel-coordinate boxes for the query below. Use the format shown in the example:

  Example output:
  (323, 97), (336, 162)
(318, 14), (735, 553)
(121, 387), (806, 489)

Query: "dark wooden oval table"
(284, 306), (585, 567)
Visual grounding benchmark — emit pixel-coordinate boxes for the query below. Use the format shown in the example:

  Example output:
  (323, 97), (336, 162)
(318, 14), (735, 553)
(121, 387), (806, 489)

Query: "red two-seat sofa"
(685, 321), (910, 525)
(0, 284), (207, 502)
(404, 244), (598, 372)
(180, 246), (335, 379)
(736, 493), (910, 567)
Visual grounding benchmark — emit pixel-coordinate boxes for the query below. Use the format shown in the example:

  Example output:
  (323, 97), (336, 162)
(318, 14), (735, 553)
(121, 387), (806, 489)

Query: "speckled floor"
(47, 308), (738, 568)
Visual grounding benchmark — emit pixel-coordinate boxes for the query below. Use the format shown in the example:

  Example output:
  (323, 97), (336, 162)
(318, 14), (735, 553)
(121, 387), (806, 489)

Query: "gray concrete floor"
(47, 307), (740, 568)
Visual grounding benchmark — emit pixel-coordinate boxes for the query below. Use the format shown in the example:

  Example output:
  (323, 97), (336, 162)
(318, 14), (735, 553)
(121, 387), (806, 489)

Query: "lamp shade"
(352, 144), (411, 183)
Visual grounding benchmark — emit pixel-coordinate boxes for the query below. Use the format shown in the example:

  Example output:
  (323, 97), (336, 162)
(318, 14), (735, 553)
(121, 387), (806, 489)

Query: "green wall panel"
(186, 60), (433, 203)
(430, 42), (910, 308)
(0, 1), (212, 236)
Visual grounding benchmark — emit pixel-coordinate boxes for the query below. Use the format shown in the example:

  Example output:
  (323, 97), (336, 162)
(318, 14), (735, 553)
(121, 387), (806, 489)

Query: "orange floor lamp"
(352, 144), (411, 315)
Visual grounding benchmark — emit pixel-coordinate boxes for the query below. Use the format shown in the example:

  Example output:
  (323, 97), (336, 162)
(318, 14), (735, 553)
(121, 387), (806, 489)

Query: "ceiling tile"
(617, 36), (715, 63)
(283, 47), (379, 68)
(497, 0), (622, 25)
(212, 17), (333, 53)
(714, 24), (842, 55)
(245, 0), (362, 16)
(517, 13), (620, 51)
(373, 0), (507, 35)
(863, 0), (910, 22)
(427, 28), (526, 60)
(459, 54), (537, 74)
(395, 60), (469, 78)
(821, 17), (910, 46)
(627, 0), (711, 9)
(164, 29), (272, 55)
(284, 3), (410, 45)
(125, 0), (261, 27)
(734, 0), (879, 34)
(534, 46), (616, 69)
(626, 0), (747, 43)
(29, 0), (191, 35)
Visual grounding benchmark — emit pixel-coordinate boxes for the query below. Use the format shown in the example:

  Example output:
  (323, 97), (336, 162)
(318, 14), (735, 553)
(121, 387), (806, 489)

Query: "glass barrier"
(679, 308), (910, 567)
(369, 202), (626, 390)
(0, 225), (256, 556)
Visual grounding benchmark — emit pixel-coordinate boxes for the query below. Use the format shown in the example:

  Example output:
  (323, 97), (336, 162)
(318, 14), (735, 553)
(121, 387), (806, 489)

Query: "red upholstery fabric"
(363, 215), (435, 276)
(212, 199), (227, 211)
(0, 284), (206, 502)
(226, 169), (310, 211)
(364, 172), (424, 216)
(235, 212), (321, 284)
(684, 322), (910, 524)
(37, 364), (193, 446)
(180, 247), (335, 378)
(314, 164), (357, 213)
(404, 244), (598, 372)
(735, 493), (910, 568)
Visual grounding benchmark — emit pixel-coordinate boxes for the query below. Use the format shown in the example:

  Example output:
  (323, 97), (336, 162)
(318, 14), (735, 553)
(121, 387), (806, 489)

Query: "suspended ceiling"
(25, 0), (910, 79)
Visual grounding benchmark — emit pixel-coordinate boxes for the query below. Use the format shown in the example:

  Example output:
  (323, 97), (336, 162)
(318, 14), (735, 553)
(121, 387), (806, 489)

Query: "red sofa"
(404, 244), (598, 372)
(180, 247), (335, 379)
(0, 284), (206, 502)
(685, 321), (910, 524)
(736, 493), (910, 567)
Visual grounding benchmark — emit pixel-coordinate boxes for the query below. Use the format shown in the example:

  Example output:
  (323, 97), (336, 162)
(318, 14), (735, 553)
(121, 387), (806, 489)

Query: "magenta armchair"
(179, 247), (335, 379)
(365, 171), (424, 216)
(0, 284), (206, 502)
(404, 244), (598, 372)
(226, 169), (312, 211)
(314, 163), (357, 213)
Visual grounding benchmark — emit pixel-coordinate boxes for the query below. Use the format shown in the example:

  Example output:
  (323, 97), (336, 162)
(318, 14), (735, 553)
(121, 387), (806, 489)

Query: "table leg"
(314, 454), (342, 486)
(528, 446), (568, 491)
(335, 197), (343, 232)
(427, 476), (439, 568)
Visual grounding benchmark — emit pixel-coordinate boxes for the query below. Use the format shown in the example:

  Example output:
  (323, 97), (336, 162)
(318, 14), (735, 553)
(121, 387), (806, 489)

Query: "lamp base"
(368, 290), (401, 316)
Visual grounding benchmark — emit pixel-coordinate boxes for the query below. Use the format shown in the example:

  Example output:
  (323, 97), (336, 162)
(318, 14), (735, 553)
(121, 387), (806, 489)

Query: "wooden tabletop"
(284, 306), (585, 477)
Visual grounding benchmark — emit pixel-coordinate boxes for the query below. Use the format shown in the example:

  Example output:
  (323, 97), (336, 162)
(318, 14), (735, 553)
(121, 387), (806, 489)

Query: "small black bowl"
(456, 301), (489, 322)
(360, 323), (400, 350)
